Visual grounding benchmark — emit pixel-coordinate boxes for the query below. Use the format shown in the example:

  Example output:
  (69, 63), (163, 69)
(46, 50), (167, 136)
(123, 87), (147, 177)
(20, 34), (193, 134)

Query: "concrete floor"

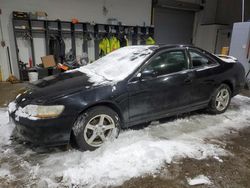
(0, 82), (27, 107)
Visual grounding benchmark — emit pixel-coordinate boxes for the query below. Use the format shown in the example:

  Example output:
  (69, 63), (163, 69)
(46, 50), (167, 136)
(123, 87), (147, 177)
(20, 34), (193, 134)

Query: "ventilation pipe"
(242, 0), (245, 22)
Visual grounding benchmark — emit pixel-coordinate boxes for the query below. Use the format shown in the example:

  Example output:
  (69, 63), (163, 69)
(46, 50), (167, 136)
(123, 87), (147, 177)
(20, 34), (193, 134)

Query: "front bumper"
(9, 113), (74, 146)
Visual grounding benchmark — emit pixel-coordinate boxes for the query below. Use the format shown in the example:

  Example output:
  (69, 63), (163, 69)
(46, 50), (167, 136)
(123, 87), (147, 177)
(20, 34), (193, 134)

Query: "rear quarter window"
(189, 50), (218, 68)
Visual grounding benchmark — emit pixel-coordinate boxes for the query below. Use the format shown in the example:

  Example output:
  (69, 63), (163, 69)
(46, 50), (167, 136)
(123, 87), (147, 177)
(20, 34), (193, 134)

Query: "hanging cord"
(0, 16), (3, 40)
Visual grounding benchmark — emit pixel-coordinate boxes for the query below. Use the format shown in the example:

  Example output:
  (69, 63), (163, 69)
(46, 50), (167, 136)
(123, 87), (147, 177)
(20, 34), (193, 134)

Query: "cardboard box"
(36, 11), (47, 20)
(41, 55), (56, 68)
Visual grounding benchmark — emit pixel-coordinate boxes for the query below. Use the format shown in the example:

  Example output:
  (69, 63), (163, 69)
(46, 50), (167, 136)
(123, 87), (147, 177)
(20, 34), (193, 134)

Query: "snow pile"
(76, 46), (155, 85)
(0, 109), (14, 146)
(36, 95), (250, 187)
(56, 137), (224, 187)
(8, 101), (17, 113)
(213, 156), (223, 162)
(187, 175), (212, 186)
(0, 164), (15, 180)
(0, 168), (11, 178)
(0, 95), (250, 187)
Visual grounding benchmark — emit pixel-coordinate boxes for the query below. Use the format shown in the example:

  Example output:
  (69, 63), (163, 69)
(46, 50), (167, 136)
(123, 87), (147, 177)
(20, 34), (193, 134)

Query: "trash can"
(28, 70), (38, 83)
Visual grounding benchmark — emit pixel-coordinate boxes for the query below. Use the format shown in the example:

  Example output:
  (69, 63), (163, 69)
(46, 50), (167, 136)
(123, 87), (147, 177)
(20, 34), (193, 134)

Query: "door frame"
(127, 47), (194, 125)
(128, 47), (191, 83)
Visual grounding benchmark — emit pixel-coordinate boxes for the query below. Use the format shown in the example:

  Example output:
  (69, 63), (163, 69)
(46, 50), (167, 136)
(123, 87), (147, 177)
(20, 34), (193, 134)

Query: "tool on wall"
(0, 65), (2, 81)
(6, 46), (19, 83)
(0, 9), (6, 47)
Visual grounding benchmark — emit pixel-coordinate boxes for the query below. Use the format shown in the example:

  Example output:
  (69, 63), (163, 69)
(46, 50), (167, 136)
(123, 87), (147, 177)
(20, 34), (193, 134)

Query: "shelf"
(12, 16), (154, 81)
(14, 28), (29, 32)
(31, 29), (46, 33)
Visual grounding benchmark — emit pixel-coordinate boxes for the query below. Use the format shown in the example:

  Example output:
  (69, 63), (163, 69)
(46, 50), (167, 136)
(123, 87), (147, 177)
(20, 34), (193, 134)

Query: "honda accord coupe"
(9, 45), (246, 151)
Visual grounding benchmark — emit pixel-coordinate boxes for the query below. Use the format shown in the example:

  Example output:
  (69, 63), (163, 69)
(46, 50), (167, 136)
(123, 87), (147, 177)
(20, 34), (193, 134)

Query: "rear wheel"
(208, 84), (231, 114)
(72, 106), (121, 151)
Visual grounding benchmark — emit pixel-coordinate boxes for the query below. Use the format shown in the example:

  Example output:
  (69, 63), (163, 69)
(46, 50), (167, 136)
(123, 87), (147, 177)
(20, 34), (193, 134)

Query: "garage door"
(154, 7), (195, 44)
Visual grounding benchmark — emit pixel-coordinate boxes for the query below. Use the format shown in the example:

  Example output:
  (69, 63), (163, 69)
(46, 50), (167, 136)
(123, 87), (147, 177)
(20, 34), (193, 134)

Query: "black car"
(9, 45), (246, 151)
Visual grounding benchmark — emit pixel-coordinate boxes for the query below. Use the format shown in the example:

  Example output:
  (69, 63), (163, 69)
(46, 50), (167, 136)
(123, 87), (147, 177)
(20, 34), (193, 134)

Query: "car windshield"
(77, 46), (156, 85)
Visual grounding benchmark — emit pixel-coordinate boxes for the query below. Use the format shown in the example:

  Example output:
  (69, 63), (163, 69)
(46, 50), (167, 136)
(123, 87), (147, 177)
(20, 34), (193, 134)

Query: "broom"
(6, 46), (19, 84)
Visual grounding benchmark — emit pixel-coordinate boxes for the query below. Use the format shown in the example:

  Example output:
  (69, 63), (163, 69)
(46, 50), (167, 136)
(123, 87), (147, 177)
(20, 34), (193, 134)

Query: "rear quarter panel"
(218, 60), (245, 96)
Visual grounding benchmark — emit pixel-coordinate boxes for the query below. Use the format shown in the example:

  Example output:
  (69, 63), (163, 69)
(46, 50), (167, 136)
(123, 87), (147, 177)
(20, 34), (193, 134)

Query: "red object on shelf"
(57, 63), (69, 71)
(29, 57), (32, 68)
(72, 18), (79, 24)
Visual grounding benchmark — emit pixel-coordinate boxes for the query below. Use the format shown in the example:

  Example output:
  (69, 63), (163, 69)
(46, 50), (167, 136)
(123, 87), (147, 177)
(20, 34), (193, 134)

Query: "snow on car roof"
(215, 54), (237, 63)
(77, 46), (157, 85)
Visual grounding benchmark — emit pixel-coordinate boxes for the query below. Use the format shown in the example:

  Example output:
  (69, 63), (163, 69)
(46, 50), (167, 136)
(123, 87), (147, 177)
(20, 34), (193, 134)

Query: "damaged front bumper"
(9, 112), (73, 146)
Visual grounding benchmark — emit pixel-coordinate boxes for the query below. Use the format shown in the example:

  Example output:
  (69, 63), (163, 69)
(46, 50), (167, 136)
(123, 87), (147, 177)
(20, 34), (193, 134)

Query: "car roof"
(158, 44), (195, 49)
(153, 44), (211, 54)
(129, 44), (201, 52)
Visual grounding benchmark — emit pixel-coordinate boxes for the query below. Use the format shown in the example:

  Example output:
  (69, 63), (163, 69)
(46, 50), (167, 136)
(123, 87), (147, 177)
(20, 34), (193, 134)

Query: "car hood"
(18, 71), (96, 104)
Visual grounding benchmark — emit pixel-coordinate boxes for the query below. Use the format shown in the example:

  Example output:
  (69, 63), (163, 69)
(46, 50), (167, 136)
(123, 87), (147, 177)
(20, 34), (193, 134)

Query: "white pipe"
(242, 0), (245, 22)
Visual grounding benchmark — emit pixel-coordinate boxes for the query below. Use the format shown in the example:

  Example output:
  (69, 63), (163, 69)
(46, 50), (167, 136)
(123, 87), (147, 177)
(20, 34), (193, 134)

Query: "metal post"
(71, 23), (76, 58)
(242, 0), (245, 22)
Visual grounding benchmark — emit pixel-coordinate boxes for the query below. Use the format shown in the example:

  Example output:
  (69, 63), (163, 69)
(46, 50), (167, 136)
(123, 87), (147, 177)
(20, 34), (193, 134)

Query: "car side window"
(189, 50), (216, 68)
(143, 50), (188, 76)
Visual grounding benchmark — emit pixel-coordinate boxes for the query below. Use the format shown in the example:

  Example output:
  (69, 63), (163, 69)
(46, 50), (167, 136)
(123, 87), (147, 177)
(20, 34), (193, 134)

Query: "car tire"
(72, 106), (121, 151)
(208, 84), (232, 114)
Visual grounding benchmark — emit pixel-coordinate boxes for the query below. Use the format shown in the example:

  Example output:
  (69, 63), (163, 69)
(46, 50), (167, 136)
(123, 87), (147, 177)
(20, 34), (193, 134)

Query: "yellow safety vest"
(99, 37), (110, 55)
(146, 36), (155, 45)
(110, 36), (120, 52)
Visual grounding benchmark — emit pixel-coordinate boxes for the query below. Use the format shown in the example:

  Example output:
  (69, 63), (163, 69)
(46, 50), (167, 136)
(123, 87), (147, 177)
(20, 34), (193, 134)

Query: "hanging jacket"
(109, 36), (120, 52)
(99, 37), (110, 56)
(119, 35), (129, 47)
(49, 36), (65, 63)
(146, 36), (155, 45)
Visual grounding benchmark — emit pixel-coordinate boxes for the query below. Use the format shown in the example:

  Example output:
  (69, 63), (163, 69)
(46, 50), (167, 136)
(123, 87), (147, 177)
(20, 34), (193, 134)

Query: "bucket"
(221, 47), (229, 55)
(28, 72), (38, 83)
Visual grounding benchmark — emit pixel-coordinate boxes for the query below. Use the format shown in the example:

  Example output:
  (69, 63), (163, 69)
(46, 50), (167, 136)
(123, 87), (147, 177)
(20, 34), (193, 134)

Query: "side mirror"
(139, 69), (157, 80)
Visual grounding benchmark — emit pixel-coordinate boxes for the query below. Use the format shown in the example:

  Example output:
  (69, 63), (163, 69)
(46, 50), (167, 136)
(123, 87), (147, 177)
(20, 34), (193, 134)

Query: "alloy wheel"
(83, 114), (117, 147)
(215, 88), (230, 111)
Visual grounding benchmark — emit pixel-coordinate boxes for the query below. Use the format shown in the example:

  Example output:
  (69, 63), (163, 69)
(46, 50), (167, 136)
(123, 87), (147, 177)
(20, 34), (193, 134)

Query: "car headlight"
(24, 105), (65, 119)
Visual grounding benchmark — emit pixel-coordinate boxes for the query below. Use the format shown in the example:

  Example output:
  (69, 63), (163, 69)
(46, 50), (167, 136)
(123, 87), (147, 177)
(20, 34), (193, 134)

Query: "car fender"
(77, 100), (126, 128)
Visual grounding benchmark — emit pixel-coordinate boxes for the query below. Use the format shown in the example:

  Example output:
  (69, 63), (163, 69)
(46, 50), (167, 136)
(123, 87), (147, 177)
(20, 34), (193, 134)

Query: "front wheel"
(72, 106), (121, 151)
(208, 84), (231, 114)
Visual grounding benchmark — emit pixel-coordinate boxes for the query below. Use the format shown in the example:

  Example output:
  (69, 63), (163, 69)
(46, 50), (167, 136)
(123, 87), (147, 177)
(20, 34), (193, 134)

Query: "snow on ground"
(187, 175), (212, 186)
(0, 95), (250, 187)
(0, 109), (14, 145)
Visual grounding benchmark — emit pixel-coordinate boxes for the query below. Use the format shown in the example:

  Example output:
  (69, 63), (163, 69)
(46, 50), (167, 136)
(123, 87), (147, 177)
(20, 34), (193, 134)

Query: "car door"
(187, 49), (220, 105)
(128, 48), (194, 124)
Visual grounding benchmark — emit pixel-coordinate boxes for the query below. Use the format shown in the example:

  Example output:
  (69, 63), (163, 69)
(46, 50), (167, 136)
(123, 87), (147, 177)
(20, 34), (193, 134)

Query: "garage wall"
(193, 0), (249, 53)
(153, 0), (219, 45)
(0, 0), (152, 80)
(154, 8), (195, 44)
(216, 0), (250, 25)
